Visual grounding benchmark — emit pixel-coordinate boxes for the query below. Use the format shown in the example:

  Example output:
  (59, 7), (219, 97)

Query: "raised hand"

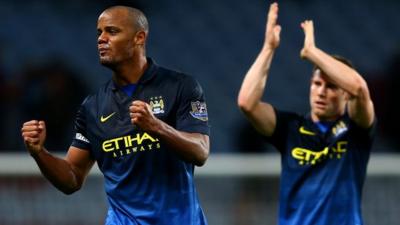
(300, 20), (316, 59)
(21, 120), (46, 155)
(263, 2), (281, 50)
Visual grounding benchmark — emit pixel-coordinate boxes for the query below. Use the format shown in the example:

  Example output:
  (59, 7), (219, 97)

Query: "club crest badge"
(190, 101), (208, 121)
(332, 120), (348, 137)
(150, 96), (165, 115)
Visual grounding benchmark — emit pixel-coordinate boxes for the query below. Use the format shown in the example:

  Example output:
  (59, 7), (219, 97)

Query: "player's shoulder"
(156, 64), (198, 85)
(274, 108), (304, 122)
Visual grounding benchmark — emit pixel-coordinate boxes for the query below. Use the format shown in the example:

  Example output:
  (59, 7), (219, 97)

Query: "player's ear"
(134, 30), (147, 45)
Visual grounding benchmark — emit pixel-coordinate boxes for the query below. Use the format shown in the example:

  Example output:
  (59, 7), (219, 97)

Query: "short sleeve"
(71, 97), (92, 151)
(348, 115), (377, 149)
(175, 75), (210, 135)
(353, 116), (377, 139)
(265, 108), (298, 152)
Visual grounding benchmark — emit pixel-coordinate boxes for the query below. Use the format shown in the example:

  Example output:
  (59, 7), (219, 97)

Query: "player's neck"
(113, 56), (148, 85)
(311, 112), (342, 123)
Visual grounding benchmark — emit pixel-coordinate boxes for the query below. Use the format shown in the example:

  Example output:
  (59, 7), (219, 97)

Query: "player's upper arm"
(175, 75), (210, 135)
(239, 101), (276, 137)
(65, 146), (95, 188)
(347, 79), (375, 129)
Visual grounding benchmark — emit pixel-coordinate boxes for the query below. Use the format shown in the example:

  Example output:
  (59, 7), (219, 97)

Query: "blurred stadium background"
(0, 0), (399, 224)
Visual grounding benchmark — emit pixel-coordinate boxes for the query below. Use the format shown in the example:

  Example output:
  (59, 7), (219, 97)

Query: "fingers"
(130, 100), (148, 108)
(22, 120), (40, 128)
(23, 130), (41, 138)
(23, 136), (42, 144)
(21, 120), (46, 146)
(302, 20), (315, 44)
(130, 112), (141, 123)
(267, 2), (279, 30)
(268, 2), (279, 23)
(21, 120), (43, 134)
(38, 121), (46, 132)
(129, 101), (149, 114)
(264, 2), (281, 50)
(274, 25), (282, 38)
(130, 104), (146, 113)
(300, 19), (316, 59)
(301, 20), (314, 33)
(128, 100), (160, 133)
(129, 100), (152, 124)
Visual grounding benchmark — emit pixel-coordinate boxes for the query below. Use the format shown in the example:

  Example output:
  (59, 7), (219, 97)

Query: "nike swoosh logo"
(299, 126), (316, 136)
(100, 112), (116, 123)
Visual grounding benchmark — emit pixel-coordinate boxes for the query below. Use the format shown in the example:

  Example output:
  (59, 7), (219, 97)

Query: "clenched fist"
(21, 120), (46, 156)
(129, 100), (162, 133)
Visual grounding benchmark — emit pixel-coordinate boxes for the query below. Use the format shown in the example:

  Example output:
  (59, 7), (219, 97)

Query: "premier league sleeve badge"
(189, 101), (208, 121)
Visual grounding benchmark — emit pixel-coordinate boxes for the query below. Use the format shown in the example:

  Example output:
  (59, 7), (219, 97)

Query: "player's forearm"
(304, 47), (368, 97)
(31, 149), (81, 194)
(154, 121), (209, 166)
(238, 48), (275, 112)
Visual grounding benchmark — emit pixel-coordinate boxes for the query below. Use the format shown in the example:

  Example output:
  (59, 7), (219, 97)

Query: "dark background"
(1, 0), (399, 153)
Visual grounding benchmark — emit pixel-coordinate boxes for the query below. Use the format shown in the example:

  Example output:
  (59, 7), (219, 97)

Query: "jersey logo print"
(299, 126), (316, 136)
(150, 96), (165, 115)
(292, 141), (348, 165)
(332, 120), (348, 137)
(101, 112), (116, 123)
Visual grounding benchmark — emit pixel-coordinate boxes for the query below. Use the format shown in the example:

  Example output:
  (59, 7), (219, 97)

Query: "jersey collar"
(110, 57), (158, 92)
(304, 112), (348, 135)
(137, 57), (158, 84)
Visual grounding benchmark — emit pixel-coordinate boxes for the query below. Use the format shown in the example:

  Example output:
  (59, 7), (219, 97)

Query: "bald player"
(21, 6), (210, 225)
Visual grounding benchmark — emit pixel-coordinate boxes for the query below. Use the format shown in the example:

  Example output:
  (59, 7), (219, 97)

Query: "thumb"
(38, 121), (47, 144)
(38, 121), (46, 132)
(274, 25), (281, 38)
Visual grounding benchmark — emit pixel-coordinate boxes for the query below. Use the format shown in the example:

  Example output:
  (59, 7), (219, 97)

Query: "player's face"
(309, 70), (348, 121)
(97, 10), (137, 67)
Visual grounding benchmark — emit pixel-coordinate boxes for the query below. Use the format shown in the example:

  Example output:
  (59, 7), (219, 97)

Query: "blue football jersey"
(71, 58), (209, 225)
(268, 109), (376, 225)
